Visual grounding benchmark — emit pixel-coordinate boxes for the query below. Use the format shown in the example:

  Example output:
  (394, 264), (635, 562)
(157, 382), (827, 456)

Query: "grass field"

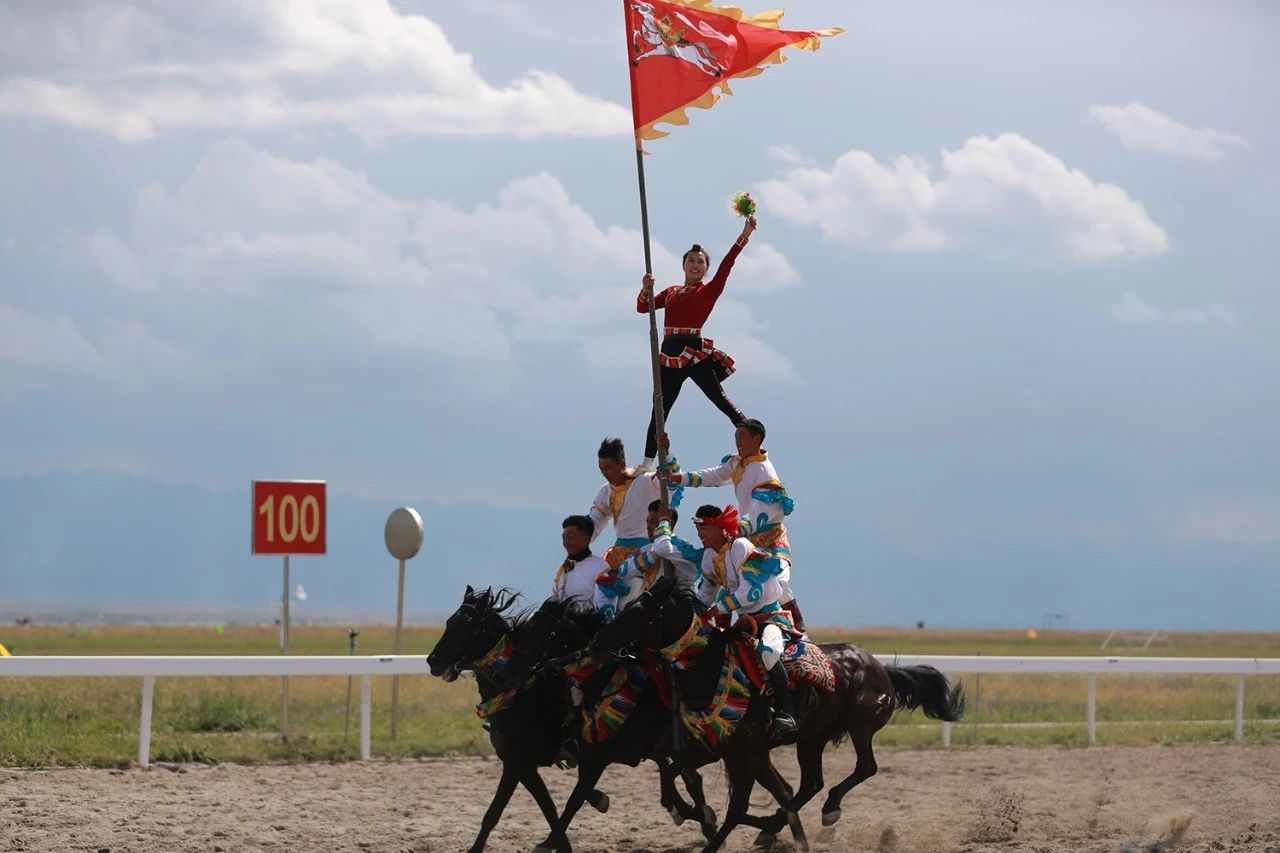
(1, 623), (1277, 767)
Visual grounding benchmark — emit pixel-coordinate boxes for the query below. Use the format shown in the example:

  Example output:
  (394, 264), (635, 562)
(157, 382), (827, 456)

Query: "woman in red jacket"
(636, 214), (756, 468)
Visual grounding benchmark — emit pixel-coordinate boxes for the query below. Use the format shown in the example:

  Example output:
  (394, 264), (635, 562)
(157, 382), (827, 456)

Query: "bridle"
(445, 600), (509, 680)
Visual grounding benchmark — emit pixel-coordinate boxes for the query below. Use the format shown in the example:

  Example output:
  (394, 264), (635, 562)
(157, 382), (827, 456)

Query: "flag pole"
(633, 145), (671, 510)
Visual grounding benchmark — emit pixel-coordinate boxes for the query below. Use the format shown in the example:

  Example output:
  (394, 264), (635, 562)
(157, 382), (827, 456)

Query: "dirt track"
(3, 745), (1279, 852)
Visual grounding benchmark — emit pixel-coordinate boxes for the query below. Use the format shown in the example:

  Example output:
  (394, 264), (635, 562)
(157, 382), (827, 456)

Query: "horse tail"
(885, 665), (965, 722)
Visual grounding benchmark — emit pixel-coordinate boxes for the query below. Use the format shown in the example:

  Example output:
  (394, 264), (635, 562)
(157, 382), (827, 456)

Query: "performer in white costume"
(661, 419), (805, 629)
(592, 500), (698, 621)
(652, 503), (797, 741)
(551, 515), (609, 606)
(587, 437), (679, 570)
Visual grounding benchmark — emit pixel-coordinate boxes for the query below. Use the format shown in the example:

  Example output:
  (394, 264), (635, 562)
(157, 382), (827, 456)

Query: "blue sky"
(1, 1), (1276, 628)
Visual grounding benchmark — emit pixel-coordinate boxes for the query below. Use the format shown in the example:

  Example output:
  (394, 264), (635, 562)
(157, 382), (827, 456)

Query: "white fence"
(3, 654), (1278, 767)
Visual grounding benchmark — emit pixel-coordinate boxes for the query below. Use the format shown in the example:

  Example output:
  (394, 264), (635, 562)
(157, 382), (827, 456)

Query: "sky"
(1, 1), (1277, 629)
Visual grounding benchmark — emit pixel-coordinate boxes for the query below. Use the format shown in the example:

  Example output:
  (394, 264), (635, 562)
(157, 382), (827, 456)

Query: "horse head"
(426, 584), (516, 682)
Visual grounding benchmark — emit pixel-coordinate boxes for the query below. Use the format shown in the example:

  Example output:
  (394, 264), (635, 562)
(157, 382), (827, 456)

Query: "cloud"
(757, 133), (1169, 262)
(1178, 501), (1280, 546)
(0, 2), (629, 141)
(1110, 293), (1238, 327)
(0, 303), (186, 401)
(1089, 103), (1250, 162)
(38, 139), (796, 398)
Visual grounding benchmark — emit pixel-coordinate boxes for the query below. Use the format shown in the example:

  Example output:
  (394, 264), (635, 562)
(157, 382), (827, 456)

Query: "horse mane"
(506, 602), (543, 634)
(563, 601), (606, 636)
(667, 582), (709, 615)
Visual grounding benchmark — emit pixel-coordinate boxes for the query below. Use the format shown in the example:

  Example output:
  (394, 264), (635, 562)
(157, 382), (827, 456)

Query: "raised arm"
(703, 215), (757, 297)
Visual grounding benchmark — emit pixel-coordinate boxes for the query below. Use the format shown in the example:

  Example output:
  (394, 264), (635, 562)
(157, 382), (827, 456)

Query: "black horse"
(426, 586), (609, 853)
(586, 581), (966, 852)
(507, 578), (810, 853)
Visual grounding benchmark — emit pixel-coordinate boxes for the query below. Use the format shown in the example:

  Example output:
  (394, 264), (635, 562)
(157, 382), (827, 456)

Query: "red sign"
(252, 480), (326, 555)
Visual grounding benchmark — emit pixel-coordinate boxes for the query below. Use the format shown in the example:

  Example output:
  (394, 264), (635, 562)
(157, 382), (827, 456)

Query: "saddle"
(728, 613), (836, 695)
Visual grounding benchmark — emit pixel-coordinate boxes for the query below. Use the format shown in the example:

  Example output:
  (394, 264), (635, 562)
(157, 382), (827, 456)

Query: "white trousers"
(778, 560), (794, 602)
(759, 623), (784, 669)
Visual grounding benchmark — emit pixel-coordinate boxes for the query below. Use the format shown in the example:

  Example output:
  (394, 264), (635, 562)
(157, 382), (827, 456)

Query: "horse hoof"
(822, 808), (841, 827)
(701, 805), (717, 825)
(753, 831), (777, 847)
(668, 804), (685, 826)
(591, 792), (610, 813)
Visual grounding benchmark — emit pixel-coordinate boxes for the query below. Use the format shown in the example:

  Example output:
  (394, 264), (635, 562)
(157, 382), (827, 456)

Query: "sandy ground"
(3, 745), (1279, 852)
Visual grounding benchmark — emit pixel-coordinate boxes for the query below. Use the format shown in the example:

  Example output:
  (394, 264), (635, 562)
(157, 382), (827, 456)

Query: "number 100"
(258, 494), (321, 544)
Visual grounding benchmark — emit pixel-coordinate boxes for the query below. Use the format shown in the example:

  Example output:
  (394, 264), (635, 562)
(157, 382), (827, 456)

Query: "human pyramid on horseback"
(426, 199), (965, 852)
(423, 5), (963, 851)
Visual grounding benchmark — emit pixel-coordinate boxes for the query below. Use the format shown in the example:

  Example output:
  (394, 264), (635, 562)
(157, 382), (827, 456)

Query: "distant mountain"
(1, 471), (1275, 630)
(0, 471), (558, 623)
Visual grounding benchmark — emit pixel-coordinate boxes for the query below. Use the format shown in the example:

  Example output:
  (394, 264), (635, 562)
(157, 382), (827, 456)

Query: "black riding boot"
(782, 598), (807, 633)
(767, 661), (798, 744)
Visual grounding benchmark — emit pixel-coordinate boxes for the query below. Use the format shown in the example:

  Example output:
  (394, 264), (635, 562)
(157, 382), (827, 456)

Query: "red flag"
(624, 0), (842, 144)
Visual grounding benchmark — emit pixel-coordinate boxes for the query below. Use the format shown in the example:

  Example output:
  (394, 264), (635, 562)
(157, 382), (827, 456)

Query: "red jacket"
(637, 239), (746, 329)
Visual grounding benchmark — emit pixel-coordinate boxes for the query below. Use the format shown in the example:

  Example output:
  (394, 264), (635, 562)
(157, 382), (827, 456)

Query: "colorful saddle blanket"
(578, 659), (654, 745)
(731, 634), (836, 695)
(782, 637), (837, 693)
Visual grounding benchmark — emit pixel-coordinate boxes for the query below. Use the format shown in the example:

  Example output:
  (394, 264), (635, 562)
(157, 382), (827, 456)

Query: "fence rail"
(3, 654), (1277, 766)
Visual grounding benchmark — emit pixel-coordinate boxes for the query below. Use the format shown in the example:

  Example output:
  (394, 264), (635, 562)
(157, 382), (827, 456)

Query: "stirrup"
(769, 713), (797, 744)
(554, 738), (578, 769)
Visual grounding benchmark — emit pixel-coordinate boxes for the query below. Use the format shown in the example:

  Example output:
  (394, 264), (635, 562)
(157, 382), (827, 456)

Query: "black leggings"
(644, 337), (745, 459)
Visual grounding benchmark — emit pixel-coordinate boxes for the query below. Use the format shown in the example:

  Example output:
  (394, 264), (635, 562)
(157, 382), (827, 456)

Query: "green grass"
(1, 624), (1277, 767)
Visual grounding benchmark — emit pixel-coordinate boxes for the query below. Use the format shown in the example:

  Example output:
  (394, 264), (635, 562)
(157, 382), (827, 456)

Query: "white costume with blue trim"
(650, 521), (789, 667)
(591, 536), (698, 621)
(671, 451), (796, 601)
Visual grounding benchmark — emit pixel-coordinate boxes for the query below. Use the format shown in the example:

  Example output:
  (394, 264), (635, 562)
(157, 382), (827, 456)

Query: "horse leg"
(699, 758), (761, 853)
(821, 728), (878, 827)
(533, 758), (606, 853)
(467, 763), (519, 853)
(786, 737), (828, 814)
(585, 788), (610, 814)
(679, 762), (719, 836)
(518, 767), (573, 853)
(655, 757), (694, 825)
(752, 757), (807, 851)
(658, 754), (718, 830)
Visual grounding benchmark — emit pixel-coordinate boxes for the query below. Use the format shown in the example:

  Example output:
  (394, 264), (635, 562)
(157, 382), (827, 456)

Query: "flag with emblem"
(624, 0), (843, 143)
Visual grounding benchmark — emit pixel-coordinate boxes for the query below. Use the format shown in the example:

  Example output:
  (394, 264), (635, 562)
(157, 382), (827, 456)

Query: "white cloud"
(44, 139), (796, 397)
(1179, 501), (1280, 546)
(1110, 293), (1162, 324)
(758, 133), (1169, 262)
(1110, 293), (1238, 327)
(1089, 103), (1250, 162)
(0, 1), (629, 141)
(0, 303), (186, 401)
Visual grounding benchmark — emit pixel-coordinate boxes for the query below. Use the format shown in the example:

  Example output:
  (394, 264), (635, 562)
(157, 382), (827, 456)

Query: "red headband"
(695, 505), (739, 538)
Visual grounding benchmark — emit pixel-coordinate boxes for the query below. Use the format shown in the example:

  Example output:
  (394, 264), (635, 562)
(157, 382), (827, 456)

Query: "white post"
(282, 554), (290, 740)
(1235, 675), (1245, 743)
(1087, 673), (1097, 745)
(360, 674), (372, 760)
(138, 675), (155, 768)
(941, 720), (951, 748)
(391, 557), (406, 739)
